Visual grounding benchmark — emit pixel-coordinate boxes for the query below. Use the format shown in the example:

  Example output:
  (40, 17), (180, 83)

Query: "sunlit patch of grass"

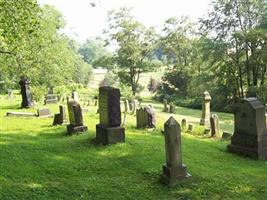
(0, 95), (266, 200)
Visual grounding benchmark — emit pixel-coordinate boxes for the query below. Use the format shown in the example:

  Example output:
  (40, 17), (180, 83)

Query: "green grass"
(1, 95), (267, 200)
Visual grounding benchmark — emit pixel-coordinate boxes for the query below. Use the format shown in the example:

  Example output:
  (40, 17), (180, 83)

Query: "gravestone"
(222, 132), (232, 140)
(19, 77), (34, 108)
(161, 117), (190, 187)
(67, 100), (87, 135)
(136, 106), (156, 129)
(169, 103), (175, 113)
(200, 91), (211, 126)
(44, 94), (58, 104)
(124, 99), (130, 113)
(163, 99), (168, 112)
(227, 97), (267, 160)
(72, 91), (79, 102)
(95, 86), (125, 145)
(188, 124), (194, 133)
(53, 105), (67, 125)
(7, 111), (36, 117)
(181, 119), (187, 131)
(37, 108), (52, 117)
(210, 114), (220, 137)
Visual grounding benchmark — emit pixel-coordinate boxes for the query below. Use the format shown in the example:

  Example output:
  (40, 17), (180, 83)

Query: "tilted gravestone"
(67, 100), (87, 135)
(136, 106), (156, 129)
(53, 105), (67, 125)
(37, 108), (52, 117)
(210, 114), (220, 137)
(95, 86), (125, 145)
(19, 77), (34, 108)
(161, 117), (190, 187)
(200, 91), (211, 126)
(227, 97), (267, 160)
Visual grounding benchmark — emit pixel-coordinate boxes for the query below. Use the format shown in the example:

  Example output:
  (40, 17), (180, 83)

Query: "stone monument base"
(96, 124), (125, 145)
(67, 124), (87, 135)
(45, 99), (58, 104)
(161, 164), (191, 187)
(227, 132), (267, 160)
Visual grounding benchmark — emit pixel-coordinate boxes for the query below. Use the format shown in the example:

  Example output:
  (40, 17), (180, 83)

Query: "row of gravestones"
(20, 79), (267, 186)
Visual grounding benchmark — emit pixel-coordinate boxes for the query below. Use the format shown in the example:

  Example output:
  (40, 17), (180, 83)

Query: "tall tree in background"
(104, 7), (160, 95)
(200, 0), (267, 99)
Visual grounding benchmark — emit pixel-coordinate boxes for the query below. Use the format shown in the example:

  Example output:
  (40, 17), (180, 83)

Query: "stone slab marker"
(95, 86), (125, 145)
(37, 108), (52, 117)
(169, 103), (175, 113)
(44, 94), (58, 104)
(136, 106), (156, 129)
(19, 77), (34, 108)
(53, 105), (67, 125)
(210, 114), (220, 137)
(163, 99), (168, 112)
(181, 119), (187, 132)
(200, 91), (211, 126)
(161, 117), (190, 187)
(67, 100), (87, 135)
(227, 97), (267, 160)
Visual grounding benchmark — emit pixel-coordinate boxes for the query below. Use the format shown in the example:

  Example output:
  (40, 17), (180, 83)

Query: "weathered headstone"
(181, 119), (187, 132)
(19, 77), (34, 108)
(37, 108), (52, 117)
(188, 123), (194, 133)
(44, 94), (58, 104)
(72, 91), (79, 102)
(200, 91), (211, 126)
(163, 99), (168, 112)
(95, 86), (125, 145)
(227, 97), (267, 160)
(124, 99), (130, 113)
(136, 105), (156, 129)
(210, 114), (220, 137)
(67, 100), (87, 135)
(161, 117), (190, 187)
(53, 105), (67, 125)
(169, 103), (175, 113)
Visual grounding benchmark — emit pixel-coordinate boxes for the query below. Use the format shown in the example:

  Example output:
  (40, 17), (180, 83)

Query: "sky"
(39, 0), (212, 43)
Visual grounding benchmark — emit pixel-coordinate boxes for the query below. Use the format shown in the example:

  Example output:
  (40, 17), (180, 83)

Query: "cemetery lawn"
(1, 95), (267, 200)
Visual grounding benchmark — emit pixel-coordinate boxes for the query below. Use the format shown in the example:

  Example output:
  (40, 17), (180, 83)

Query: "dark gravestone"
(37, 108), (52, 117)
(53, 105), (67, 125)
(161, 117), (190, 187)
(227, 97), (267, 160)
(44, 94), (58, 104)
(136, 106), (156, 129)
(96, 86), (125, 145)
(187, 124), (193, 133)
(19, 77), (34, 108)
(210, 114), (220, 137)
(67, 100), (87, 135)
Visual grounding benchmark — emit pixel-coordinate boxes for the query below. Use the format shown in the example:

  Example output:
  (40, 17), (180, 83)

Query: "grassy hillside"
(0, 95), (266, 200)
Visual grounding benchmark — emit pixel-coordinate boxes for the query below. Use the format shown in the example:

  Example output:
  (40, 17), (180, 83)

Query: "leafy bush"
(31, 86), (46, 102)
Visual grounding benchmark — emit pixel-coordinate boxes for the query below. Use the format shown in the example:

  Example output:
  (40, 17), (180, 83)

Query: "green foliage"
(78, 37), (112, 65)
(104, 7), (161, 95)
(31, 85), (46, 102)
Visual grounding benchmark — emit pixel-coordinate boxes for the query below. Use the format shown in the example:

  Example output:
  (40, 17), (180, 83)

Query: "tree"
(78, 37), (111, 65)
(104, 7), (160, 95)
